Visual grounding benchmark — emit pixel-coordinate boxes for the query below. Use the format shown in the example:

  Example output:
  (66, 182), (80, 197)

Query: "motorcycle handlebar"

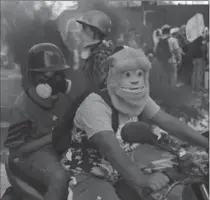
(141, 178), (206, 198)
(141, 169), (207, 198)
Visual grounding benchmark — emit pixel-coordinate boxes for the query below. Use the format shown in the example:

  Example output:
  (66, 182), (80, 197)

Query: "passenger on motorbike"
(3, 43), (72, 200)
(77, 10), (114, 91)
(61, 46), (208, 200)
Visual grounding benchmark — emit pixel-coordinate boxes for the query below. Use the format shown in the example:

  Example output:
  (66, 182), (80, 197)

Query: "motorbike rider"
(3, 43), (72, 200)
(61, 47), (208, 200)
(76, 10), (114, 91)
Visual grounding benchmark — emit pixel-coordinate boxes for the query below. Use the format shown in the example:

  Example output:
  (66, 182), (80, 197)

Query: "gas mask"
(35, 71), (72, 99)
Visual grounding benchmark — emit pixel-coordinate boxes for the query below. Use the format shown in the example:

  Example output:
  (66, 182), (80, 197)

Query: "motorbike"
(1, 122), (209, 200)
(115, 122), (209, 200)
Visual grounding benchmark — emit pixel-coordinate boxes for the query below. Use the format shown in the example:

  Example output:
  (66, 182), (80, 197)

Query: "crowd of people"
(116, 22), (209, 91)
(1, 7), (209, 200)
(155, 24), (208, 91)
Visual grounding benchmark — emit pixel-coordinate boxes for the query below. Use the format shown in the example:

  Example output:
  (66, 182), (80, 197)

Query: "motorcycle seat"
(5, 155), (45, 200)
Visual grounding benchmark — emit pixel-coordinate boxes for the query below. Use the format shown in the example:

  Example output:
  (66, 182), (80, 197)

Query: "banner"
(186, 13), (205, 42)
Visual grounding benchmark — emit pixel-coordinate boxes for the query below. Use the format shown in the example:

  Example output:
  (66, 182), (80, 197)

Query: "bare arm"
(91, 130), (149, 194)
(172, 39), (182, 63)
(150, 109), (209, 148)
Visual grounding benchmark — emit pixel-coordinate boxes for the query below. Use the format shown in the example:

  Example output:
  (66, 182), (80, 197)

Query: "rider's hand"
(147, 172), (170, 191)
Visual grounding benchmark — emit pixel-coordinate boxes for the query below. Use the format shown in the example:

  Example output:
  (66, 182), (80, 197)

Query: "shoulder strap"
(137, 113), (143, 122)
(95, 90), (146, 132)
(96, 90), (119, 133)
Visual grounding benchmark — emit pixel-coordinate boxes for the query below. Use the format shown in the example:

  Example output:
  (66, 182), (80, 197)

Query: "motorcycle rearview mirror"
(121, 122), (158, 145)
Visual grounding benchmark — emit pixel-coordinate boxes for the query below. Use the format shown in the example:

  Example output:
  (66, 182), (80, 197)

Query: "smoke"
(2, 2), (41, 87)
(1, 2), (72, 89)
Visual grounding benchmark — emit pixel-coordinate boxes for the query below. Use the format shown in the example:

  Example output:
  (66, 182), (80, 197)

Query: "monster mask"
(106, 47), (151, 116)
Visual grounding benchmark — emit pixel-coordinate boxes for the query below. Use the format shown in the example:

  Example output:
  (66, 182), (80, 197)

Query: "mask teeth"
(121, 86), (145, 93)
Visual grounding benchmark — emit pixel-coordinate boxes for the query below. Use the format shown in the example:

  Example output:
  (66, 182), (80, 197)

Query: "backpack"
(156, 37), (172, 62)
(52, 89), (143, 156)
(82, 41), (115, 90)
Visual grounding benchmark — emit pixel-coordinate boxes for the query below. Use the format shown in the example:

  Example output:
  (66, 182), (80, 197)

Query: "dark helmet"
(28, 43), (69, 72)
(76, 10), (112, 36)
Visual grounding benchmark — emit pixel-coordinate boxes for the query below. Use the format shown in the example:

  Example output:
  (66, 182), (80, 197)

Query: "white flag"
(186, 13), (205, 42)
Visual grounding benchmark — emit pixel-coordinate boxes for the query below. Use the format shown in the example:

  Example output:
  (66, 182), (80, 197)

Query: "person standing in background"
(141, 22), (154, 55)
(116, 19), (130, 46)
(202, 27), (209, 66)
(177, 24), (192, 85)
(59, 18), (82, 71)
(167, 26), (182, 87)
(76, 10), (114, 91)
(153, 29), (162, 52)
(124, 29), (139, 49)
(170, 27), (186, 86)
(170, 27), (185, 56)
(203, 28), (209, 90)
(156, 25), (182, 87)
(191, 32), (207, 92)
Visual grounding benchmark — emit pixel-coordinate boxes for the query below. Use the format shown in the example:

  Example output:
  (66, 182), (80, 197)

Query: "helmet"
(76, 10), (112, 36)
(28, 43), (69, 72)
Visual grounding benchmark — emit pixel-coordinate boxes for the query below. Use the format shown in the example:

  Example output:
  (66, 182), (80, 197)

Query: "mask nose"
(130, 81), (139, 85)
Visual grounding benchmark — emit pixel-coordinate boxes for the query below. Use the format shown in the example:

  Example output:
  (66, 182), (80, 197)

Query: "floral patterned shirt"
(61, 93), (160, 183)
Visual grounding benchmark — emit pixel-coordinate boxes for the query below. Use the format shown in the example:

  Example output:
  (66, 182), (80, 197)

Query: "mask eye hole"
(137, 70), (143, 77)
(124, 71), (131, 78)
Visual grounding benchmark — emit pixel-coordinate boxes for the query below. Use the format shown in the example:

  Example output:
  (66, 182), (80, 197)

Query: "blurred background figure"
(155, 24), (182, 87)
(141, 20), (154, 54)
(177, 24), (192, 85)
(60, 18), (82, 70)
(124, 28), (139, 49)
(116, 19), (130, 46)
(170, 27), (185, 86)
(202, 27), (209, 65)
(170, 27), (180, 37)
(190, 26), (208, 92)
(153, 28), (162, 52)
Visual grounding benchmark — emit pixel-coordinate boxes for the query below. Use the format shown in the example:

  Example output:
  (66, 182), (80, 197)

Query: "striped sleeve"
(4, 106), (32, 148)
